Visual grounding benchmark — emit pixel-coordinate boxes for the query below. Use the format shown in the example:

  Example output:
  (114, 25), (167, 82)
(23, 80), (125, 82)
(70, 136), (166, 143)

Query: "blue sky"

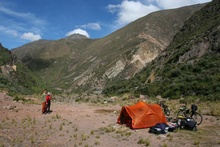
(0, 0), (211, 49)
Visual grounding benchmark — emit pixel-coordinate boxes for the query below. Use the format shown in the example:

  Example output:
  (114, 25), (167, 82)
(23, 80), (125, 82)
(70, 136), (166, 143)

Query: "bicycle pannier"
(191, 104), (198, 111)
(181, 117), (197, 131)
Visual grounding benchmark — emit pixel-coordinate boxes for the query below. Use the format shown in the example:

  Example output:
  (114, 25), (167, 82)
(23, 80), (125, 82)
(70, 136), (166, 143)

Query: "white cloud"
(0, 25), (18, 37)
(119, 1), (159, 25)
(65, 28), (90, 38)
(0, 5), (46, 43)
(0, 6), (46, 27)
(107, 0), (211, 30)
(147, 0), (212, 9)
(20, 32), (41, 41)
(0, 6), (30, 18)
(79, 23), (101, 30)
(107, 4), (121, 13)
(108, 1), (160, 26)
(146, 0), (155, 3)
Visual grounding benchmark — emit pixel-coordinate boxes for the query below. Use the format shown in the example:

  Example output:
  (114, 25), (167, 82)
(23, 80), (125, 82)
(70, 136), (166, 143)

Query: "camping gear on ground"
(191, 104), (198, 112)
(182, 117), (197, 131)
(149, 126), (162, 134)
(167, 122), (178, 132)
(164, 117), (178, 132)
(177, 116), (185, 129)
(177, 105), (203, 125)
(42, 101), (46, 114)
(149, 123), (169, 134)
(177, 116), (197, 131)
(117, 101), (167, 129)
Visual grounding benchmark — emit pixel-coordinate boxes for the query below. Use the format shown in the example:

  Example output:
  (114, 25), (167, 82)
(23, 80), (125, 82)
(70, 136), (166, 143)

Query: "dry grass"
(94, 109), (116, 113)
(138, 137), (151, 146)
(1, 93), (220, 147)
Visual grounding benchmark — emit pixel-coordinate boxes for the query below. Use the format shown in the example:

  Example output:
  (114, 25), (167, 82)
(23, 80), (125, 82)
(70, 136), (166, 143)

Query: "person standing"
(42, 89), (47, 101)
(41, 89), (47, 114)
(46, 92), (52, 113)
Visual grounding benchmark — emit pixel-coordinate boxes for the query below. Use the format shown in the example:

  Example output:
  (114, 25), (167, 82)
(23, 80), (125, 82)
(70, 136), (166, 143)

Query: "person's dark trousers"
(46, 100), (51, 113)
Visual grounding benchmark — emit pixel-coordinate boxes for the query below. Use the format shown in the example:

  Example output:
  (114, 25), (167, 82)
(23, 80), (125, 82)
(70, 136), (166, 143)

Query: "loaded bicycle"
(159, 100), (171, 116)
(177, 104), (203, 125)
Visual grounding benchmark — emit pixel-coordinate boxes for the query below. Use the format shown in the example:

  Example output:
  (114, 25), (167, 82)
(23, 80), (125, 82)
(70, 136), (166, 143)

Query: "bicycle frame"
(177, 105), (202, 125)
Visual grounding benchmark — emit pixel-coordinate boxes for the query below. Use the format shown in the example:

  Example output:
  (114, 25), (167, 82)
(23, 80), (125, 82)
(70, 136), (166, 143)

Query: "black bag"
(191, 104), (198, 112)
(149, 123), (168, 134)
(181, 117), (197, 131)
(168, 123), (178, 132)
(149, 127), (162, 134)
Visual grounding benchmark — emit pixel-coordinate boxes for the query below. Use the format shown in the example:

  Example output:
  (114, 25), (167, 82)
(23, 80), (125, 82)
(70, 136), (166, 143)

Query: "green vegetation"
(10, 4), (204, 96)
(104, 49), (220, 101)
(0, 46), (12, 65)
(103, 1), (220, 101)
(0, 44), (45, 95)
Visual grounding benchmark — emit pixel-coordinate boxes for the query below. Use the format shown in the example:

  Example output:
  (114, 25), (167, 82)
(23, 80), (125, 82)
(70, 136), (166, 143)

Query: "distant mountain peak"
(66, 34), (88, 40)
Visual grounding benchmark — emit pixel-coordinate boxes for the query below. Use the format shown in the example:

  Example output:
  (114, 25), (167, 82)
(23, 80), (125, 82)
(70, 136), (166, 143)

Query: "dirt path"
(0, 93), (220, 147)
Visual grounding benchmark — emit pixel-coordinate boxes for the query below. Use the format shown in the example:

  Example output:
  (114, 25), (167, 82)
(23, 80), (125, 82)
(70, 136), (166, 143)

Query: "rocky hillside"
(12, 4), (205, 94)
(103, 0), (220, 101)
(0, 43), (44, 95)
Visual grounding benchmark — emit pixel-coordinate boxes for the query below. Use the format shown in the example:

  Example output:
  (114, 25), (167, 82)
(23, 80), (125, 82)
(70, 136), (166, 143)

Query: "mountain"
(0, 43), (44, 95)
(103, 0), (220, 101)
(12, 4), (205, 94)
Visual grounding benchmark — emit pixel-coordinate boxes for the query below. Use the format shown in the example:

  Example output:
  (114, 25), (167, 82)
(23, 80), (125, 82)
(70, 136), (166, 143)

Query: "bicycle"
(177, 105), (203, 125)
(159, 100), (171, 116)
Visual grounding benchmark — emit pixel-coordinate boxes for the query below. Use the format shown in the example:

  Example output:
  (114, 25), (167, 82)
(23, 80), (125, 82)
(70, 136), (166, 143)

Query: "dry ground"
(0, 92), (220, 147)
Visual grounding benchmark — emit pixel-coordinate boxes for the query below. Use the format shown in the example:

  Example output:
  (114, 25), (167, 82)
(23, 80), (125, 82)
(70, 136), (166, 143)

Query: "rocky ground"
(0, 92), (220, 147)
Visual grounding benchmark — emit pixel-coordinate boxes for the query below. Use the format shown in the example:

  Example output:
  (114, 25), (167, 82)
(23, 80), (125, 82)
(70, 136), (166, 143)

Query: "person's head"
(43, 89), (47, 93)
(47, 92), (51, 95)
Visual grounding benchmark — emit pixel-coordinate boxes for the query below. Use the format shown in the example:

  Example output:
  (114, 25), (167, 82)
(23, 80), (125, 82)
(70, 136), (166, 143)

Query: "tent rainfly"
(117, 101), (167, 129)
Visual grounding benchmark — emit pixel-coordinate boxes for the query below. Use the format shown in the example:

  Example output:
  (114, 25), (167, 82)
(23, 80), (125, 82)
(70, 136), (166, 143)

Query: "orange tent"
(117, 101), (167, 129)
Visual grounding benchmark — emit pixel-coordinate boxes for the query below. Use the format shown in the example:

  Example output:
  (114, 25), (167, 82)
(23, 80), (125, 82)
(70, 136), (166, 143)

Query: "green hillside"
(103, 0), (220, 101)
(12, 4), (204, 94)
(0, 44), (45, 95)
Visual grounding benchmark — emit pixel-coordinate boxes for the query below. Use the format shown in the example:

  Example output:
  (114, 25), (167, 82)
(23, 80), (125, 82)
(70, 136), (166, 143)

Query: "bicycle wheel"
(191, 112), (203, 125)
(164, 106), (170, 116)
(177, 110), (185, 118)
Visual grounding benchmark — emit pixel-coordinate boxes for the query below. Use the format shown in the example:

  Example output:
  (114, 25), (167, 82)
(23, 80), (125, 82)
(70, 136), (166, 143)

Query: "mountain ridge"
(103, 0), (220, 101)
(12, 4), (206, 94)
